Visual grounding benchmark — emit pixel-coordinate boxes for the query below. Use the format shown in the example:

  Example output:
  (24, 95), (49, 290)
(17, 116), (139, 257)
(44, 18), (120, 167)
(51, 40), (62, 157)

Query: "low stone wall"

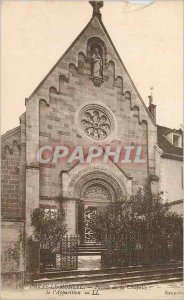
(25, 240), (40, 283)
(1, 272), (24, 289)
(1, 221), (25, 289)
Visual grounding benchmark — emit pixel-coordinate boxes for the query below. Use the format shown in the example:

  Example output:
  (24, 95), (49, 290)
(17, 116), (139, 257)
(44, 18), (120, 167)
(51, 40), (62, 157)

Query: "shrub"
(94, 189), (183, 241)
(30, 207), (67, 250)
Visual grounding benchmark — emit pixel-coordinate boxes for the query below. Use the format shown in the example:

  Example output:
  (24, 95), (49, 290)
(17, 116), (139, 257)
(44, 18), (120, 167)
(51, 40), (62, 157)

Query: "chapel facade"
(1, 2), (183, 282)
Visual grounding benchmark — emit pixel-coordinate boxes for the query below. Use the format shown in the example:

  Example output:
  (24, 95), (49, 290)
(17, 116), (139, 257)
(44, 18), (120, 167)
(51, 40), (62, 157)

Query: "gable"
(25, 12), (157, 180)
(157, 125), (183, 159)
(27, 15), (155, 126)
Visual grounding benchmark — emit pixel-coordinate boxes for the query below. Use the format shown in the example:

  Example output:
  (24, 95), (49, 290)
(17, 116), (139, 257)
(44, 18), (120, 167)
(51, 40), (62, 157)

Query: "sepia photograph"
(1, 0), (183, 299)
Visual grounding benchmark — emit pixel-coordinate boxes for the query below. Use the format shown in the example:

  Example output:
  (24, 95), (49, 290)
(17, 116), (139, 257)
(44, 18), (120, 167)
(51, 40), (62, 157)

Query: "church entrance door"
(83, 205), (97, 243)
(75, 171), (126, 244)
(81, 182), (114, 243)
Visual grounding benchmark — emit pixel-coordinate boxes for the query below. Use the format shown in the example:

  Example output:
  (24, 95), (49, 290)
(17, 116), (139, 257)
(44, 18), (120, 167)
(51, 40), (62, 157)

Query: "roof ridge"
(2, 125), (21, 141)
(157, 124), (183, 132)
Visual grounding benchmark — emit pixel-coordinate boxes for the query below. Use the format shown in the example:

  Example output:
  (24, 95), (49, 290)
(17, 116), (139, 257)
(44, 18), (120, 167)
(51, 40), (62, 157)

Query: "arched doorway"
(73, 171), (126, 243)
(64, 166), (131, 239)
(81, 180), (115, 242)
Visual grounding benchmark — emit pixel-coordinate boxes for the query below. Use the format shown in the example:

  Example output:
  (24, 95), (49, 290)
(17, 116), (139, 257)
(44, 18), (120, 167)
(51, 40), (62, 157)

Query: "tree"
(94, 189), (182, 237)
(30, 207), (67, 251)
(93, 189), (183, 265)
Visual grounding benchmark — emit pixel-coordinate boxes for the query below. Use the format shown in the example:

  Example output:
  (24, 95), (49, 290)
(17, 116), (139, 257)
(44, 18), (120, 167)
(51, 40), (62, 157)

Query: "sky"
(1, 0), (183, 134)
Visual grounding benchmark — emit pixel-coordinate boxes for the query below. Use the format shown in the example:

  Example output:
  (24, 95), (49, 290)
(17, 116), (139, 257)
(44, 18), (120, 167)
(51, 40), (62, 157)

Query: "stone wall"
(25, 16), (157, 214)
(1, 221), (25, 288)
(1, 15), (158, 241)
(1, 127), (22, 219)
(1, 120), (27, 287)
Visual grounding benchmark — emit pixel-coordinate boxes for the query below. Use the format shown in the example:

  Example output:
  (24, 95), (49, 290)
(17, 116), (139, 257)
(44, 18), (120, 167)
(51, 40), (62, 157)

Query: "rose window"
(80, 105), (114, 140)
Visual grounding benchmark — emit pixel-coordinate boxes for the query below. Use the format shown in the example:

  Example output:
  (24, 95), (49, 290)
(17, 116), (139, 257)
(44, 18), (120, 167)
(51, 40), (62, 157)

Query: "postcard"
(1, 1), (183, 299)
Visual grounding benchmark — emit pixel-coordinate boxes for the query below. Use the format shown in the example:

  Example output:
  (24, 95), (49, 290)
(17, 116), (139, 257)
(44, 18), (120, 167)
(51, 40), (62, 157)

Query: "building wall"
(1, 128), (22, 219)
(1, 12), (182, 286)
(1, 221), (25, 288)
(1, 17), (158, 232)
(155, 148), (183, 213)
(25, 16), (157, 207)
(1, 121), (26, 286)
(162, 158), (183, 203)
(1, 116), (26, 220)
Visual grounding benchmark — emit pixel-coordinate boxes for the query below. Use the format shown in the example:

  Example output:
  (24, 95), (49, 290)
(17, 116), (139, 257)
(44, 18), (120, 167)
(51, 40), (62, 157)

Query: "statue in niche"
(90, 47), (103, 86)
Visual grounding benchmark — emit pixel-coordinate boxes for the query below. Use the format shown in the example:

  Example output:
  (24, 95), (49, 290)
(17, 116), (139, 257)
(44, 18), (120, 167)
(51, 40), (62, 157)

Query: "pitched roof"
(2, 126), (21, 142)
(157, 125), (183, 160)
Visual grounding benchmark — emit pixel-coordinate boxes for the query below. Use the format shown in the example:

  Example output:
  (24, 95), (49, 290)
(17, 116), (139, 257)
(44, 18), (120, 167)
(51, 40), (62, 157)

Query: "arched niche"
(5, 145), (11, 155)
(78, 52), (86, 68)
(49, 86), (58, 94)
(39, 98), (49, 107)
(39, 99), (49, 134)
(141, 119), (148, 135)
(124, 91), (131, 101)
(87, 37), (107, 78)
(132, 105), (140, 118)
(13, 140), (21, 152)
(59, 75), (68, 92)
(115, 76), (123, 94)
(108, 60), (115, 83)
(69, 63), (77, 79)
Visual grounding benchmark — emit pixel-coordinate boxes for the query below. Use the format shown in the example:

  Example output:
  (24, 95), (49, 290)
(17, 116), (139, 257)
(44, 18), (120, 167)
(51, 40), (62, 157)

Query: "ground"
(78, 255), (101, 270)
(1, 281), (183, 300)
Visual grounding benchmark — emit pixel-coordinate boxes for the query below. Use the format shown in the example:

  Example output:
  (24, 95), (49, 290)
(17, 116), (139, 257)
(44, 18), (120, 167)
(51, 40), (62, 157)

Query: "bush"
(94, 189), (183, 265)
(94, 189), (183, 241)
(30, 208), (67, 250)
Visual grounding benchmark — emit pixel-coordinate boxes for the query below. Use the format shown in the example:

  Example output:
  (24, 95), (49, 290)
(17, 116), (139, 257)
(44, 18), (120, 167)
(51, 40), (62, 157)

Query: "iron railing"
(40, 235), (78, 272)
(101, 232), (183, 268)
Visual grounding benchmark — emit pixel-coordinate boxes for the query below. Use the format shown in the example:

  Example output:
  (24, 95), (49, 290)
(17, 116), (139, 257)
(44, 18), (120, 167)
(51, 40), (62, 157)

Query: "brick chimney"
(148, 95), (156, 122)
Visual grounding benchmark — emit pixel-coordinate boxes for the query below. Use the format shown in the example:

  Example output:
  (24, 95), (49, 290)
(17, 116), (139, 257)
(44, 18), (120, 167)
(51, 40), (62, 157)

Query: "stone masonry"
(2, 6), (174, 286)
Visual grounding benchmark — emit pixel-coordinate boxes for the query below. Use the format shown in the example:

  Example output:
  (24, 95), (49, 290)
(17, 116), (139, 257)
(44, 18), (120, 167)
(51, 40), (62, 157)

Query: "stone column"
(25, 97), (40, 238)
(26, 167), (39, 237)
(149, 174), (159, 194)
(62, 198), (77, 235)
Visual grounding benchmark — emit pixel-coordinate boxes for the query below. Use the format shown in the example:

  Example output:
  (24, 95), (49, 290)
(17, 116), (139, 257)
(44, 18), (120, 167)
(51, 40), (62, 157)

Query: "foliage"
(31, 208), (67, 250)
(93, 189), (183, 241)
(94, 189), (183, 266)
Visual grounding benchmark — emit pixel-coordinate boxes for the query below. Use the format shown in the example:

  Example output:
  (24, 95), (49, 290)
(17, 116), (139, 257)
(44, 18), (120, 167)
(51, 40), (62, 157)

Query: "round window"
(79, 104), (114, 140)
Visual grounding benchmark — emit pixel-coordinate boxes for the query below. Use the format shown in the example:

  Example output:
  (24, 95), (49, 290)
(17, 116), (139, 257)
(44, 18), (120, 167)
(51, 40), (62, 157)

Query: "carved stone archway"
(70, 170), (126, 242)
(61, 164), (132, 236)
(73, 170), (126, 201)
(81, 181), (114, 202)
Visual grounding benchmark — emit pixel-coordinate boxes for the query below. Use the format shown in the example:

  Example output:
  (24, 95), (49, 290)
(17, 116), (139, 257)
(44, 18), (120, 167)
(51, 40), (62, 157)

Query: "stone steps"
(37, 261), (182, 278)
(78, 243), (101, 256)
(34, 272), (183, 287)
(34, 266), (182, 283)
(33, 261), (183, 286)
